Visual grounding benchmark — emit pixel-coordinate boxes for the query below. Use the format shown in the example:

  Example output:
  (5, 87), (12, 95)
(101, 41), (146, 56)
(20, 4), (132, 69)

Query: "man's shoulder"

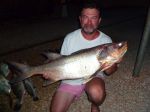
(66, 29), (81, 37)
(64, 29), (81, 41)
(99, 31), (112, 43)
(100, 31), (110, 38)
(100, 31), (111, 38)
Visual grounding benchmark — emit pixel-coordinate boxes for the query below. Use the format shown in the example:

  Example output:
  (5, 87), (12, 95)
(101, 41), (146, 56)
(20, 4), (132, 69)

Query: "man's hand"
(104, 63), (117, 76)
(104, 58), (123, 76)
(42, 72), (51, 80)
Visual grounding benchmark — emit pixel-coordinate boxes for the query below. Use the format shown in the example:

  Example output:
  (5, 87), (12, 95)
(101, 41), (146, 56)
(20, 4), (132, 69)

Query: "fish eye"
(118, 43), (122, 47)
(117, 42), (124, 49)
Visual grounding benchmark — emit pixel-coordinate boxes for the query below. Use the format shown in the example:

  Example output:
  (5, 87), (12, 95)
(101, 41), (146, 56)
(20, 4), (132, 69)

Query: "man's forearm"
(104, 63), (118, 76)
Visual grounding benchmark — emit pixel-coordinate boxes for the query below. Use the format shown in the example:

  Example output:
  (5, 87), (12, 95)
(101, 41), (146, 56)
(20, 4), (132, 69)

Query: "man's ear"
(79, 16), (81, 22)
(99, 17), (101, 24)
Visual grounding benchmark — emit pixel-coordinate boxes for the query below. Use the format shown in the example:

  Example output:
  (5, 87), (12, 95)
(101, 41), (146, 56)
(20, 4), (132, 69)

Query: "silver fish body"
(8, 41), (127, 85)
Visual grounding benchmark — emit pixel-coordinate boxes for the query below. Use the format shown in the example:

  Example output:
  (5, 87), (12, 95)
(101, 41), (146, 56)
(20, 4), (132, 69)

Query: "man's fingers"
(43, 73), (50, 79)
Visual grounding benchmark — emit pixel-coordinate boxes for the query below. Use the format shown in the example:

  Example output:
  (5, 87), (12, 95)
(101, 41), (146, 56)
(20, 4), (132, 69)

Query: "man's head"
(79, 1), (101, 34)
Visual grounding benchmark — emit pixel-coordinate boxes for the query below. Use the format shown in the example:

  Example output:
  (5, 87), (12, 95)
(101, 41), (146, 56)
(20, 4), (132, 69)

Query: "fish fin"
(41, 52), (62, 62)
(42, 79), (56, 87)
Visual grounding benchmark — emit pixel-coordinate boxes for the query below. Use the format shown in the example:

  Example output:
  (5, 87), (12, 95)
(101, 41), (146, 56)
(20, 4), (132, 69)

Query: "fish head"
(97, 41), (127, 70)
(0, 75), (11, 94)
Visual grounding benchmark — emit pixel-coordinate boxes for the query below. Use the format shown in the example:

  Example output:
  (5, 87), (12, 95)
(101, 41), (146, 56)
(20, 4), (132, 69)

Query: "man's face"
(79, 8), (101, 34)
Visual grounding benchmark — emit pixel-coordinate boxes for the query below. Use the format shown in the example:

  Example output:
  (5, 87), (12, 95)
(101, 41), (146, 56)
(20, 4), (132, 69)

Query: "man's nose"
(87, 19), (92, 25)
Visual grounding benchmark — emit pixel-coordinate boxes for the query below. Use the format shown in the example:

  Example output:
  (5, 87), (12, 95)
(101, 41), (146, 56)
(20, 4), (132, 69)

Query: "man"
(44, 1), (119, 112)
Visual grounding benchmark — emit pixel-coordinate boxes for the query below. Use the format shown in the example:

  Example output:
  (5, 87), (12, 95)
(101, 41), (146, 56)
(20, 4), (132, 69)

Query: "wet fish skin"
(41, 52), (62, 63)
(8, 41), (127, 85)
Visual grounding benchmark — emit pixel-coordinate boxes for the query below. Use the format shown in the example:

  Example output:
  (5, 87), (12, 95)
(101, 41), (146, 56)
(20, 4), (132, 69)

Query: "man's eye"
(92, 17), (98, 20)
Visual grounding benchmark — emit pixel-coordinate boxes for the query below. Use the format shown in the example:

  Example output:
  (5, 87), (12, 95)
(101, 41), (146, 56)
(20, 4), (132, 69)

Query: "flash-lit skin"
(49, 8), (119, 112)
(79, 8), (101, 40)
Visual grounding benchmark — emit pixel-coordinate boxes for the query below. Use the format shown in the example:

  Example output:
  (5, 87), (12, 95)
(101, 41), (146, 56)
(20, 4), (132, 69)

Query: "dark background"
(0, 0), (149, 56)
(0, 0), (149, 20)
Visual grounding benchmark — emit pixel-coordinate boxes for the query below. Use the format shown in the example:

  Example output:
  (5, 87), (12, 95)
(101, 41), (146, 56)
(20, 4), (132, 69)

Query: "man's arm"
(104, 63), (118, 76)
(104, 57), (123, 76)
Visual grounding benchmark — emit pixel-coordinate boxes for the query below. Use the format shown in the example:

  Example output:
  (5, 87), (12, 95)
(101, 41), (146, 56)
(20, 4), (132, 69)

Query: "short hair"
(80, 0), (100, 15)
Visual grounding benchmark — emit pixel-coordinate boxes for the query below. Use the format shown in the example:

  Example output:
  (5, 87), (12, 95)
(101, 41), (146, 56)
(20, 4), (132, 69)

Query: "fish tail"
(6, 61), (32, 84)
(6, 61), (28, 73)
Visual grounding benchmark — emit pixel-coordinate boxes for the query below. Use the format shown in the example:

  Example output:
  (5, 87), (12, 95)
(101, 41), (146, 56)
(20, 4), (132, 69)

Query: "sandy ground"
(0, 8), (150, 112)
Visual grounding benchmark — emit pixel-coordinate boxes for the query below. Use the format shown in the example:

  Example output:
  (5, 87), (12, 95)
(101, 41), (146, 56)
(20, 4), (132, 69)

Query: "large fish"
(8, 41), (127, 85)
